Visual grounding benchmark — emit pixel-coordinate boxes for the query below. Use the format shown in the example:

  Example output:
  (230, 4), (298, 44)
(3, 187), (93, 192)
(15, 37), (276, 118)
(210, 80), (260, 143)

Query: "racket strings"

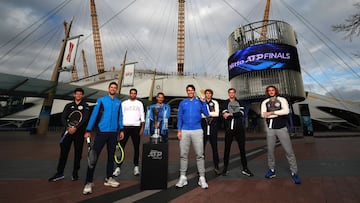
(88, 147), (97, 169)
(86, 138), (97, 169)
(67, 110), (83, 127)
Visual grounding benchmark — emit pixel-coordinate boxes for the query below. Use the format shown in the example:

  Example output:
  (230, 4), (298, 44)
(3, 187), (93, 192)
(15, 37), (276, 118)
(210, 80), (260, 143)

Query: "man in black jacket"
(201, 89), (220, 175)
(221, 88), (253, 177)
(49, 88), (90, 182)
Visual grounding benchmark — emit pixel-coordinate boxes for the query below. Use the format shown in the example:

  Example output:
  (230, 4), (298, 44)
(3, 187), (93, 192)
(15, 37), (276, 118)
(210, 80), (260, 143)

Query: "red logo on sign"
(66, 42), (74, 62)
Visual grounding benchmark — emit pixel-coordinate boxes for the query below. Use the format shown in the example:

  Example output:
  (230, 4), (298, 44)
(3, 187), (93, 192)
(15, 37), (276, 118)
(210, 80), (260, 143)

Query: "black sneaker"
(71, 173), (79, 181)
(214, 166), (221, 175)
(48, 173), (64, 182)
(241, 168), (254, 177)
(222, 166), (229, 176)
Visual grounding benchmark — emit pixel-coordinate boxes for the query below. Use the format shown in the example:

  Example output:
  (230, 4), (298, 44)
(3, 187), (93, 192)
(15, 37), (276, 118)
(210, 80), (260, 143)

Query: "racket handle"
(86, 137), (91, 144)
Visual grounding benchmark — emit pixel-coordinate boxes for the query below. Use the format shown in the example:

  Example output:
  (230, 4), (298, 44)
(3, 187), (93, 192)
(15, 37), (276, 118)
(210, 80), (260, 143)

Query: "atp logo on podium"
(147, 149), (163, 160)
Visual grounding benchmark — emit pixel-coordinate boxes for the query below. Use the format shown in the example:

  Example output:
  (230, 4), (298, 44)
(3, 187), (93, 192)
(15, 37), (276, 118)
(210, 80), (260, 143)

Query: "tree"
(332, 2), (360, 56)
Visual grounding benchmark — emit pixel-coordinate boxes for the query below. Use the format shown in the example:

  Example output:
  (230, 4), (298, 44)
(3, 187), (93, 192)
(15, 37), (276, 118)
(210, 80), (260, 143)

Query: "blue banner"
(228, 43), (301, 80)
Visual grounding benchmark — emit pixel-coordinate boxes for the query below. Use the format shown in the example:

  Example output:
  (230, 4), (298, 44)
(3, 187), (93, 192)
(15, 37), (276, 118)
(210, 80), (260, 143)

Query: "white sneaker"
(133, 166), (140, 176)
(198, 176), (209, 189)
(83, 182), (93, 195)
(175, 175), (188, 188)
(113, 167), (121, 177)
(104, 177), (120, 187)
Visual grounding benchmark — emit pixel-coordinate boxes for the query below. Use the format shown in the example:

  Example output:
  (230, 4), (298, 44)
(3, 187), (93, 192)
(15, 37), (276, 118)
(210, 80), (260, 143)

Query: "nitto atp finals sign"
(228, 43), (301, 80)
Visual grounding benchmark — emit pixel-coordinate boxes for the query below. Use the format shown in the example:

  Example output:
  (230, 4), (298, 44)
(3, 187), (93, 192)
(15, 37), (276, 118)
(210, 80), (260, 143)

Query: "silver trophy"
(150, 106), (162, 143)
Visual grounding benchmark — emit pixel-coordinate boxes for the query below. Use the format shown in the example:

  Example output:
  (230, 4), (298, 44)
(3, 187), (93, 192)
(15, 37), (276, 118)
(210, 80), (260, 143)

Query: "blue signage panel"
(228, 43), (301, 80)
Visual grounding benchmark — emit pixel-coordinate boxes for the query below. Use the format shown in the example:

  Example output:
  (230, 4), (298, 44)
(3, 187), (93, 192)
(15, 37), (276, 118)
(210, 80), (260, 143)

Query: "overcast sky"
(0, 0), (359, 101)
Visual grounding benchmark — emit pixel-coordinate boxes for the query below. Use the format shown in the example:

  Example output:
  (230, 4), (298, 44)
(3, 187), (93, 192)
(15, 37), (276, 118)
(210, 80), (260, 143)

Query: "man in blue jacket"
(144, 92), (171, 142)
(82, 82), (124, 195)
(176, 84), (210, 189)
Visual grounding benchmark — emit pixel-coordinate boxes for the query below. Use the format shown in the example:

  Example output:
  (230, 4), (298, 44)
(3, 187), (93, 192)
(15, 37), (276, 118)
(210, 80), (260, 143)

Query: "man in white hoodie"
(113, 88), (145, 177)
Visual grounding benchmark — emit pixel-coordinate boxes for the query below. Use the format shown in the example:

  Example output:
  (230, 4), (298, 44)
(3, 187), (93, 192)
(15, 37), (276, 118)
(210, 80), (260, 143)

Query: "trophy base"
(150, 134), (162, 144)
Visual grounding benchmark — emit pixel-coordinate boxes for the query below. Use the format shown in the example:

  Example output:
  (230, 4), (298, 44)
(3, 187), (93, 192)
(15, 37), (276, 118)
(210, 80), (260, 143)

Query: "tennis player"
(221, 88), (253, 177)
(82, 82), (124, 195)
(48, 88), (90, 182)
(261, 85), (301, 184)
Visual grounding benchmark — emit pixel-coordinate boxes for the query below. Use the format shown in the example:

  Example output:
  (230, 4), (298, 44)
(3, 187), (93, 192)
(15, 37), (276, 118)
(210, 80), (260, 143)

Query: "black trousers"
(57, 129), (85, 175)
(85, 132), (117, 183)
(223, 121), (248, 169)
(118, 126), (141, 167)
(201, 118), (219, 167)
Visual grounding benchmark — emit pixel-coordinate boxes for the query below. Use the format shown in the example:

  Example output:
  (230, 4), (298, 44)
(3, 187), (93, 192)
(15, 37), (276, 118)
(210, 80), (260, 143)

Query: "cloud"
(0, 0), (359, 97)
(325, 88), (360, 102)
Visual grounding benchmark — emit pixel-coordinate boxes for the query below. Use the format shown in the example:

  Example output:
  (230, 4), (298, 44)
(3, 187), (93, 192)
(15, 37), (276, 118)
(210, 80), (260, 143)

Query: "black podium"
(141, 141), (168, 190)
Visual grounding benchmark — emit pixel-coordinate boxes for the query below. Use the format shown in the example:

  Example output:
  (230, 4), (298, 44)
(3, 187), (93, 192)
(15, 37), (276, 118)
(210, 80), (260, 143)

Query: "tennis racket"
(87, 137), (97, 169)
(60, 110), (83, 143)
(114, 141), (125, 164)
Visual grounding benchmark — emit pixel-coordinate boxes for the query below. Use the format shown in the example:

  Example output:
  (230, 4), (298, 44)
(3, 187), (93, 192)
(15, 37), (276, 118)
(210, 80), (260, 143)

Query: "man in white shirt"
(113, 88), (145, 176)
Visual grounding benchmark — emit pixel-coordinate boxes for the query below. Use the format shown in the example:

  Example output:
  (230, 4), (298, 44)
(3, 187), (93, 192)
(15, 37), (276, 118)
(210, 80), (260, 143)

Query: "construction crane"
(177, 0), (185, 75)
(90, 0), (105, 74)
(260, 0), (271, 40)
(81, 49), (90, 78)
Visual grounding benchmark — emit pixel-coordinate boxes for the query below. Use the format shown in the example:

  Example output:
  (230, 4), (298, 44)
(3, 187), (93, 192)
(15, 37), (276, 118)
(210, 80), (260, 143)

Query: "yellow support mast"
(90, 0), (105, 74)
(81, 49), (90, 78)
(177, 0), (185, 75)
(36, 20), (73, 136)
(260, 0), (271, 40)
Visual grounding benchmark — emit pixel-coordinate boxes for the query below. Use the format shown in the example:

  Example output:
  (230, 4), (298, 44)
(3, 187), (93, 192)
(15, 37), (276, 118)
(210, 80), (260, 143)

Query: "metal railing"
(228, 20), (298, 56)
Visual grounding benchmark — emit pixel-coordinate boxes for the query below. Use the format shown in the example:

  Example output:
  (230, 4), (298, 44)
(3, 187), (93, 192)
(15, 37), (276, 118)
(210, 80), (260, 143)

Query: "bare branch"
(332, 2), (360, 57)
(332, 3), (360, 41)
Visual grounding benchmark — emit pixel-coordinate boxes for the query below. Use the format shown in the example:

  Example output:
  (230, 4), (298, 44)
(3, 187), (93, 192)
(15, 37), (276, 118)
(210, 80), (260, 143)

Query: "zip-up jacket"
(61, 100), (90, 131)
(86, 95), (123, 133)
(260, 96), (289, 129)
(177, 98), (209, 130)
(221, 98), (245, 129)
(201, 99), (219, 118)
(221, 99), (245, 119)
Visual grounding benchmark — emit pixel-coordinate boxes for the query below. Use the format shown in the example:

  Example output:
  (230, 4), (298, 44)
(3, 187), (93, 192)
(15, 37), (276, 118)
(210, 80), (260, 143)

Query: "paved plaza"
(0, 129), (359, 202)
